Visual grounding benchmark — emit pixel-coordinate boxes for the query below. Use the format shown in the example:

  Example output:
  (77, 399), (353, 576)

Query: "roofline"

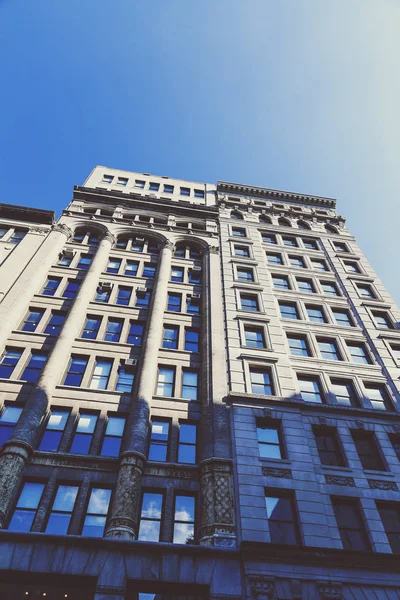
(217, 181), (336, 208)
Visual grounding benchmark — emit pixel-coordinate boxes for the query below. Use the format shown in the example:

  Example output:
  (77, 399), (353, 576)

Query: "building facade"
(0, 167), (400, 599)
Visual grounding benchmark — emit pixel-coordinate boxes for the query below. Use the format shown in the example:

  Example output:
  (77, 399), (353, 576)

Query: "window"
(178, 423), (197, 464)
(333, 242), (348, 252)
(173, 495), (195, 544)
(313, 427), (346, 466)
(106, 258), (121, 274)
(344, 260), (360, 274)
(390, 345), (400, 365)
(21, 352), (47, 382)
(127, 322), (144, 345)
(95, 286), (110, 303)
(282, 236), (297, 248)
(46, 485), (79, 535)
(82, 316), (101, 339)
(262, 233), (277, 244)
(232, 227), (246, 237)
(102, 174), (113, 183)
(257, 424), (284, 459)
(117, 286), (132, 306)
(373, 312), (392, 329)
(244, 326), (265, 348)
(171, 267), (184, 282)
(136, 290), (151, 308)
(331, 498), (370, 551)
(90, 359), (112, 390)
(82, 488), (111, 537)
(135, 179), (145, 188)
(357, 283), (375, 299)
(237, 267), (254, 282)
(125, 261), (138, 277)
(149, 420), (169, 461)
(302, 239), (319, 250)
(162, 325), (179, 349)
(298, 375), (323, 403)
(0, 348), (22, 379)
(39, 409), (69, 452)
(267, 253), (283, 265)
(194, 189), (204, 198)
(180, 187), (190, 196)
(330, 379), (358, 407)
(88, 238), (99, 250)
(279, 302), (299, 320)
(58, 253), (72, 267)
(100, 416), (126, 457)
(364, 384), (392, 411)
(297, 278), (314, 293)
(117, 177), (128, 186)
(143, 263), (156, 278)
(44, 311), (66, 335)
(77, 254), (92, 270)
(149, 182), (159, 191)
(0, 405), (22, 446)
(311, 259), (328, 271)
(138, 492), (163, 541)
(174, 245), (185, 258)
(250, 368), (273, 395)
(187, 297), (200, 315)
(321, 282), (339, 297)
(72, 231), (85, 244)
(377, 503), (400, 554)
(272, 275), (290, 290)
(156, 367), (175, 396)
(346, 342), (371, 364)
(188, 269), (201, 284)
(70, 413), (98, 454)
(317, 339), (341, 361)
(8, 482), (45, 532)
(189, 247), (201, 260)
(41, 277), (61, 296)
(9, 229), (26, 244)
(131, 239), (144, 252)
(116, 365), (134, 393)
(185, 328), (199, 352)
(332, 309), (353, 327)
(351, 430), (385, 471)
(63, 280), (80, 299)
(105, 319), (123, 342)
(306, 305), (326, 323)
(63, 356), (88, 386)
(20, 309), (44, 332)
(164, 184), (174, 193)
(168, 293), (182, 312)
(290, 256), (305, 268)
(265, 492), (299, 545)
(287, 335), (310, 357)
(240, 293), (259, 312)
(234, 245), (250, 258)
(0, 227), (8, 239)
(182, 370), (198, 400)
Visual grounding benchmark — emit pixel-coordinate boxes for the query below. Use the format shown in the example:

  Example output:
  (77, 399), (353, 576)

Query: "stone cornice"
(217, 181), (337, 208)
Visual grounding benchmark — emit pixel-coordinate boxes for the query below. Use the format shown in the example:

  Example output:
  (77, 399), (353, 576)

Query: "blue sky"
(1, 1), (399, 301)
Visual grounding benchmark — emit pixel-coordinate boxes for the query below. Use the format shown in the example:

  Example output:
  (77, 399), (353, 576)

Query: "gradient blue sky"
(1, 1), (399, 301)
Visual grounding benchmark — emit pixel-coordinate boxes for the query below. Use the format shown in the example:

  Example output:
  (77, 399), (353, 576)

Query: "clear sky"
(1, 1), (399, 301)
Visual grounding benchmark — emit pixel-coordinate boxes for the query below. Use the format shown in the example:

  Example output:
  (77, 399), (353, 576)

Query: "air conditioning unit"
(124, 358), (137, 371)
(100, 282), (113, 291)
(61, 248), (75, 259)
(192, 266), (202, 272)
(136, 237), (145, 242)
(192, 293), (201, 299)
(136, 287), (147, 296)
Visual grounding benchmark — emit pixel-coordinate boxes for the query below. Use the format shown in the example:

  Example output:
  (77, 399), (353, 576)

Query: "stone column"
(105, 240), (173, 540)
(0, 232), (115, 528)
(0, 223), (72, 351)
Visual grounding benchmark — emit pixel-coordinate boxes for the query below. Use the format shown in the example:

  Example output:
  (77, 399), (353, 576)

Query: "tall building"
(0, 167), (400, 599)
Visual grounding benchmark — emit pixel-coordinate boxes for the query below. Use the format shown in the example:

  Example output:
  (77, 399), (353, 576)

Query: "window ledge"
(56, 385), (124, 396)
(259, 457), (291, 466)
(152, 395), (200, 404)
(321, 465), (353, 474)
(363, 469), (394, 478)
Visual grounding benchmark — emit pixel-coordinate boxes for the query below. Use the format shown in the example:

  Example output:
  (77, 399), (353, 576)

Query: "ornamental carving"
(145, 464), (198, 480)
(52, 223), (73, 239)
(199, 460), (236, 546)
(206, 245), (219, 255)
(262, 466), (292, 479)
(368, 479), (398, 491)
(102, 231), (116, 245)
(106, 457), (144, 539)
(33, 453), (115, 472)
(161, 240), (174, 251)
(248, 575), (275, 600)
(325, 475), (355, 487)
(318, 582), (342, 599)
(28, 227), (49, 235)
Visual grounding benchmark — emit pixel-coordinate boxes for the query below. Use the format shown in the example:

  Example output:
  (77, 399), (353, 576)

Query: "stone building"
(0, 167), (400, 599)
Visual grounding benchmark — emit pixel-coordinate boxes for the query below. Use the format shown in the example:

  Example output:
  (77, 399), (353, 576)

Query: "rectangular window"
(237, 267), (254, 282)
(262, 233), (277, 244)
(234, 245), (250, 258)
(20, 309), (44, 332)
(180, 187), (190, 196)
(194, 189), (204, 198)
(272, 275), (290, 290)
(125, 261), (138, 277)
(44, 311), (66, 336)
(117, 286), (132, 306)
(88, 235), (99, 247)
(131, 239), (144, 252)
(95, 286), (110, 303)
(346, 342), (371, 365)
(136, 291), (151, 308)
(0, 405), (22, 446)
(311, 259), (328, 271)
(162, 325), (179, 349)
(116, 364), (134, 393)
(287, 335), (310, 357)
(0, 227), (8, 238)
(279, 302), (299, 320)
(90, 359), (112, 390)
(45, 485), (79, 535)
(127, 322), (144, 345)
(344, 260), (361, 273)
(182, 370), (198, 400)
(117, 177), (128, 186)
(0, 348), (22, 379)
(8, 482), (45, 532)
(306, 305), (326, 323)
(244, 326), (265, 348)
(373, 312), (392, 329)
(100, 416), (126, 457)
(149, 182), (159, 191)
(321, 282), (339, 297)
(364, 384), (392, 411)
(290, 256), (305, 268)
(313, 427), (345, 466)
(156, 367), (175, 396)
(330, 379), (358, 407)
(257, 425), (284, 459)
(357, 283), (375, 299)
(333, 242), (348, 252)
(63, 356), (88, 386)
(143, 263), (156, 278)
(331, 498), (370, 551)
(171, 267), (184, 282)
(332, 309), (353, 327)
(106, 258), (121, 274)
(21, 352), (47, 383)
(178, 423), (197, 464)
(240, 293), (259, 312)
(102, 174), (113, 183)
(377, 503), (400, 554)
(77, 254), (92, 270)
(298, 375), (323, 403)
(105, 319), (123, 342)
(351, 430), (385, 471)
(267, 253), (283, 265)
(302, 239), (319, 250)
(62, 280), (80, 299)
(42, 277), (61, 296)
(168, 293), (182, 312)
(187, 297), (200, 315)
(70, 413), (98, 454)
(391, 345), (400, 365)
(9, 230), (26, 244)
(173, 495), (195, 544)
(39, 409), (69, 452)
(164, 184), (174, 193)
(317, 339), (341, 361)
(185, 328), (199, 352)
(188, 269), (201, 284)
(58, 254), (72, 267)
(149, 420), (169, 461)
(232, 227), (246, 237)
(250, 368), (273, 395)
(282, 236), (298, 248)
(82, 316), (102, 339)
(297, 278), (314, 293)
(138, 492), (163, 542)
(265, 492), (299, 545)
(82, 488), (112, 537)
(135, 179), (145, 188)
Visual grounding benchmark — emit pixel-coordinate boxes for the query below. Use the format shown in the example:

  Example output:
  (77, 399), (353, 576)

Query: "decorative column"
(199, 245), (236, 547)
(105, 239), (173, 540)
(0, 223), (72, 351)
(0, 232), (115, 528)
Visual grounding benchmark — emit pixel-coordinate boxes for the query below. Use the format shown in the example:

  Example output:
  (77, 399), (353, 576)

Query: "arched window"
(231, 212), (243, 220)
(297, 220), (311, 230)
(115, 235), (159, 254)
(278, 217), (291, 227)
(72, 229), (100, 246)
(259, 215), (272, 224)
(325, 224), (338, 234)
(174, 243), (202, 260)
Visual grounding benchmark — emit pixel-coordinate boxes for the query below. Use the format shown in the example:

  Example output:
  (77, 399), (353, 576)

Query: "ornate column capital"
(51, 223), (73, 239)
(101, 231), (116, 246)
(160, 239), (175, 251)
(205, 244), (219, 255)
(318, 582), (342, 599)
(248, 575), (275, 600)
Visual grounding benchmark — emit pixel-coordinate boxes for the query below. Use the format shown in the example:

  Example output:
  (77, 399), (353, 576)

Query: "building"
(0, 167), (399, 599)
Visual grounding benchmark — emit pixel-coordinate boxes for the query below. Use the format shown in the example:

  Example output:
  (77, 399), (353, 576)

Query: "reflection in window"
(149, 421), (169, 461)
(178, 423), (197, 464)
(138, 492), (163, 542)
(39, 409), (69, 452)
(100, 416), (126, 457)
(173, 495), (195, 544)
(45, 485), (79, 535)
(0, 405), (22, 446)
(69, 413), (98, 454)
(265, 492), (299, 545)
(8, 482), (45, 532)
(82, 488), (111, 537)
